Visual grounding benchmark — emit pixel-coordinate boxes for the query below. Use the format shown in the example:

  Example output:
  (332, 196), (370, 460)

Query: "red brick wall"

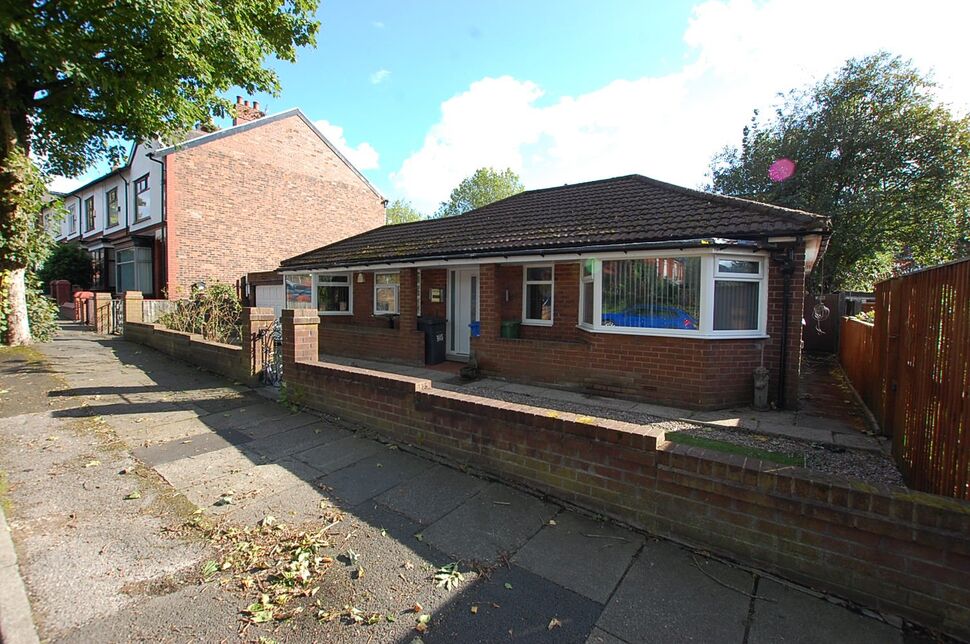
(472, 246), (806, 410)
(316, 268), (424, 365)
(281, 311), (970, 640)
(420, 268), (447, 320)
(164, 114), (384, 298)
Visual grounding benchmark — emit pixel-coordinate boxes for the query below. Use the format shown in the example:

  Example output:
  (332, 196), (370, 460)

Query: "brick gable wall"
(164, 114), (384, 298)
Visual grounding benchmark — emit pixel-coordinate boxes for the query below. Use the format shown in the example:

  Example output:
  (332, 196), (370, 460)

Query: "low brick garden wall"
(281, 309), (970, 638)
(123, 302), (275, 385)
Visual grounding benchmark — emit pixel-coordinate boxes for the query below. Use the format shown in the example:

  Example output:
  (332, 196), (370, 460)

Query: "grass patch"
(666, 432), (805, 467)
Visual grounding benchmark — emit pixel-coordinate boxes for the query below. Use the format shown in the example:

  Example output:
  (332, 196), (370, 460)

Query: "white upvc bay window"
(578, 251), (768, 338)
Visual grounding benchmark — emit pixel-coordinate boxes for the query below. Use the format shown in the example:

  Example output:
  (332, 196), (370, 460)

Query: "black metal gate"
(255, 318), (282, 387)
(110, 299), (124, 335)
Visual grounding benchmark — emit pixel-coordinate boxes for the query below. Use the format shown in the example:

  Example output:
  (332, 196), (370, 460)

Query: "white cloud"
(372, 21), (385, 29)
(314, 119), (380, 170)
(392, 0), (970, 212)
(370, 69), (391, 85)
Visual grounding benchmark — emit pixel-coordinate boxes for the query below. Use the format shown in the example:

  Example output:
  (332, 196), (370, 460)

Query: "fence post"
(883, 279), (902, 437)
(123, 291), (144, 325)
(241, 307), (276, 379)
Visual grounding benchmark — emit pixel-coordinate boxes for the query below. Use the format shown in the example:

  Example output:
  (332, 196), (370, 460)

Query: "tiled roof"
(281, 174), (830, 270)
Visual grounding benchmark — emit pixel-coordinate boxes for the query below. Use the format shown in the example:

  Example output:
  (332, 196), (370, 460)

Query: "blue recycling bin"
(469, 320), (481, 337)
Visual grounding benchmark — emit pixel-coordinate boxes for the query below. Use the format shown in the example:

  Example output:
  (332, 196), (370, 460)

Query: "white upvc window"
(116, 247), (153, 294)
(316, 273), (352, 315)
(578, 251), (768, 338)
(373, 272), (400, 314)
(522, 265), (554, 325)
(66, 203), (77, 235)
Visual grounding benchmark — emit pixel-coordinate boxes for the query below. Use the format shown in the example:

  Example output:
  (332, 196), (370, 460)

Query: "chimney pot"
(236, 95), (243, 103)
(253, 101), (260, 110)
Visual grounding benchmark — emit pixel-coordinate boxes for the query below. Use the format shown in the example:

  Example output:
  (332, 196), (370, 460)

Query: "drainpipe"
(147, 152), (166, 297)
(773, 245), (796, 408)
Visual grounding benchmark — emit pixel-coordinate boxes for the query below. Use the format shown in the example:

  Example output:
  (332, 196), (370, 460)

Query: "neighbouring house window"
(374, 272), (400, 314)
(84, 196), (96, 231)
(285, 274), (313, 308)
(580, 260), (594, 326)
(317, 274), (351, 315)
(134, 174), (150, 221)
(522, 265), (553, 324)
(713, 259), (762, 331)
(579, 252), (767, 337)
(66, 203), (77, 234)
(116, 247), (153, 294)
(105, 187), (119, 228)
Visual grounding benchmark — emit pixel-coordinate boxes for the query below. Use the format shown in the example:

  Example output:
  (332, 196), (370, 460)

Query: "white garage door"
(255, 285), (284, 317)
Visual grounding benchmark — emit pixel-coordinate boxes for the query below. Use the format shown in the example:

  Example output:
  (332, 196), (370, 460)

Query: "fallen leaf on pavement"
(124, 491), (141, 500)
(548, 618), (562, 630)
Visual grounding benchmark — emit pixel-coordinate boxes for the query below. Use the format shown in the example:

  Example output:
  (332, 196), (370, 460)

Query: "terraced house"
(279, 175), (830, 410)
(47, 97), (384, 299)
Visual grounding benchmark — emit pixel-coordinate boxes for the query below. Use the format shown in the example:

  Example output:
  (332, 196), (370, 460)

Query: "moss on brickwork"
(665, 432), (804, 467)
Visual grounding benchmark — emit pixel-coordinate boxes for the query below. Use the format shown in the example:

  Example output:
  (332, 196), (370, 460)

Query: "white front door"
(448, 268), (480, 357)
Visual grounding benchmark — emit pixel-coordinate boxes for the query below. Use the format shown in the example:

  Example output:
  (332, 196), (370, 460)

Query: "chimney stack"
(233, 95), (266, 126)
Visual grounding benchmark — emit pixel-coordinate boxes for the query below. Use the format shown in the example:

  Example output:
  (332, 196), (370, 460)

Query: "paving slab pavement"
(0, 326), (914, 643)
(748, 579), (902, 644)
(376, 463), (490, 525)
(421, 482), (559, 562)
(595, 539), (753, 643)
(512, 510), (644, 603)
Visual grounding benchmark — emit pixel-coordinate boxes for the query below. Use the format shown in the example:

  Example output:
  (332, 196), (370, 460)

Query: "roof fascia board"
(280, 239), (773, 274)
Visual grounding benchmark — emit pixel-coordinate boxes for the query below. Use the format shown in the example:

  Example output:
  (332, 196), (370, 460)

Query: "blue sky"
(51, 0), (970, 213)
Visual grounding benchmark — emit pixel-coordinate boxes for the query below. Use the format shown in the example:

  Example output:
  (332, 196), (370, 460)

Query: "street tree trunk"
(1, 73), (35, 346)
(1, 268), (30, 344)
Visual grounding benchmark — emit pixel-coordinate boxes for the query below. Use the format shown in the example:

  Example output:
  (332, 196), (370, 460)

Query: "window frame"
(521, 264), (555, 326)
(133, 174), (150, 222)
(83, 196), (96, 232)
(105, 187), (120, 228)
(115, 247), (153, 294)
(66, 203), (77, 235)
(373, 271), (400, 315)
(577, 250), (769, 339)
(315, 273), (353, 316)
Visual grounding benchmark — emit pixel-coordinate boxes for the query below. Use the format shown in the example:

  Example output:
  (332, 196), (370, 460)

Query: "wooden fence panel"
(840, 258), (970, 499)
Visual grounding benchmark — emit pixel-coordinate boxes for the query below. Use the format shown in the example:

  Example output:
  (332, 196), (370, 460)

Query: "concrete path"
(0, 324), (907, 643)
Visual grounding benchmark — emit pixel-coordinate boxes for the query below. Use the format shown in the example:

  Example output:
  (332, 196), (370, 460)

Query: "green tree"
(708, 53), (970, 291)
(434, 167), (525, 218)
(0, 0), (319, 345)
(385, 199), (423, 225)
(38, 242), (92, 288)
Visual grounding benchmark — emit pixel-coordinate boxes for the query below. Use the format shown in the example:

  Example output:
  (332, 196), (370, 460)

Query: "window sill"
(576, 324), (769, 340)
(521, 320), (553, 327)
(373, 312), (400, 317)
(319, 311), (353, 317)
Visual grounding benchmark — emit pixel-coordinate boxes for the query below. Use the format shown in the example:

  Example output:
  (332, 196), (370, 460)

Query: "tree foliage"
(385, 199), (423, 225)
(434, 168), (525, 218)
(38, 242), (92, 288)
(0, 0), (319, 343)
(158, 283), (242, 345)
(708, 53), (970, 291)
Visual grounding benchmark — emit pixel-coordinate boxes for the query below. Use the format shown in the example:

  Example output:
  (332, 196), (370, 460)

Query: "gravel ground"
(465, 386), (905, 488)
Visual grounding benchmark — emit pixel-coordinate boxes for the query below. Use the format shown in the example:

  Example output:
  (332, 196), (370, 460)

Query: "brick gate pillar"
(282, 308), (319, 369)
(93, 292), (113, 334)
(241, 307), (276, 378)
(123, 291), (143, 324)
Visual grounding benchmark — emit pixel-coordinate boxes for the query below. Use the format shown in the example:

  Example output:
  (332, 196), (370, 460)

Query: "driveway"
(0, 324), (908, 643)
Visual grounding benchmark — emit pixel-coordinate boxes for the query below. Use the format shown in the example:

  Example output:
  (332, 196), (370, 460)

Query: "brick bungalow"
(278, 175), (829, 410)
(47, 97), (385, 299)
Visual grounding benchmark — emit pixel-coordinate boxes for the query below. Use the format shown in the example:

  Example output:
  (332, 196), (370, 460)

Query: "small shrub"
(158, 283), (242, 344)
(853, 310), (875, 324)
(26, 276), (59, 342)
